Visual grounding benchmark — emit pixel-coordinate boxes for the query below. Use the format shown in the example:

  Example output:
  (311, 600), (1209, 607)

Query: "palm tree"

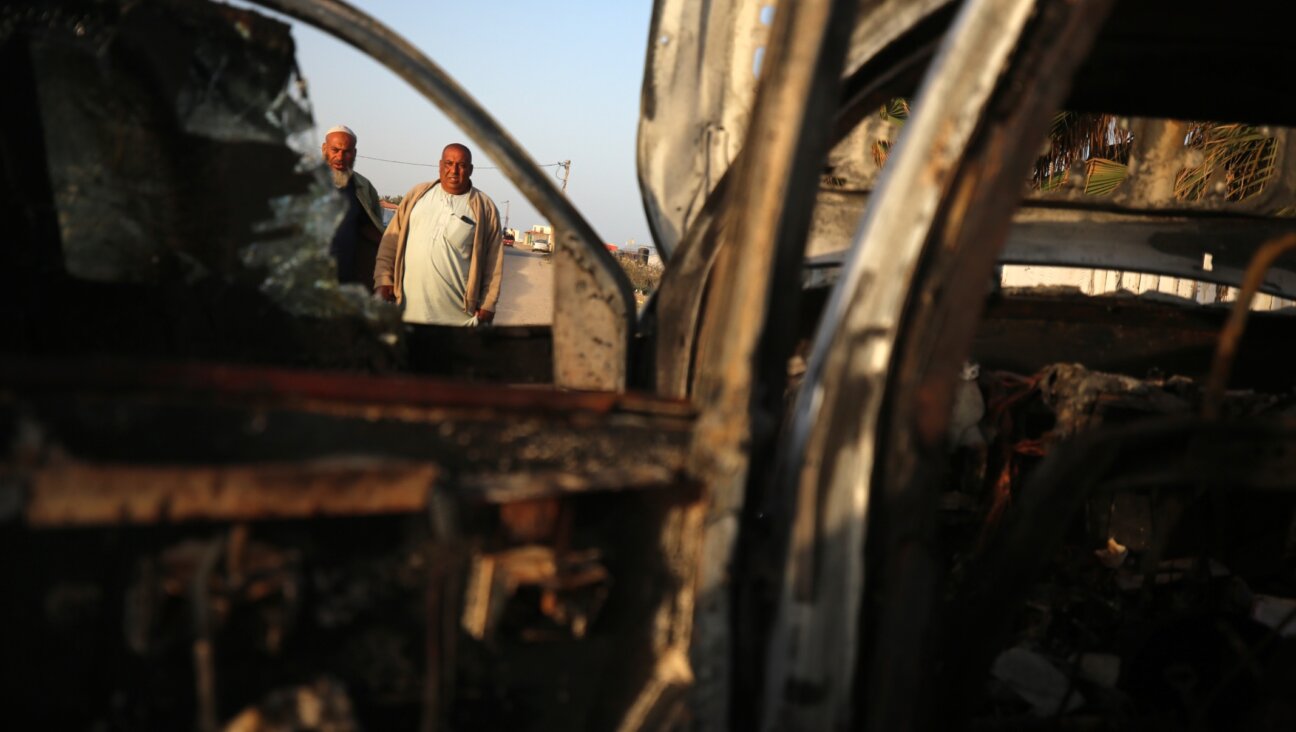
(1175, 123), (1278, 202)
(869, 102), (1279, 205)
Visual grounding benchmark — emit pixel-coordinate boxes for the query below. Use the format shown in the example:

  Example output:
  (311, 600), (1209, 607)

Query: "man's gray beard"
(331, 167), (354, 188)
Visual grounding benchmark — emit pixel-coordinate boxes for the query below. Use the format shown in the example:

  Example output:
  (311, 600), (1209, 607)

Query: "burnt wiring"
(1203, 232), (1296, 419)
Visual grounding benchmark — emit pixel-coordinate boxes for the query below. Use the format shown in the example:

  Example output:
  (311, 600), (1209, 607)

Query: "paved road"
(493, 247), (554, 326)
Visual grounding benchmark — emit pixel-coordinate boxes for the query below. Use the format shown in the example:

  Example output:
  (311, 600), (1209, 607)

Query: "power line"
(357, 154), (565, 171)
(557, 160), (571, 193)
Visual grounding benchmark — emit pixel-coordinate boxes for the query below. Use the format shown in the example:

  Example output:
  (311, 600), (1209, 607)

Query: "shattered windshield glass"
(4, 0), (401, 369)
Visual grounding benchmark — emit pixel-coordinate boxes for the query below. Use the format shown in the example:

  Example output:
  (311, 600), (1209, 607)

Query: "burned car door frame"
(1, 1), (690, 729)
(752, 0), (1296, 730)
(759, 2), (1115, 729)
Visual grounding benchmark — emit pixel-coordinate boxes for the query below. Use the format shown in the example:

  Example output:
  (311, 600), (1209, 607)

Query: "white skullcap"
(325, 125), (357, 141)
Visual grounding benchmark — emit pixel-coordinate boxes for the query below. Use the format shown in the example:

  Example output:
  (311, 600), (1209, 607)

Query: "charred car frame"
(3, 0), (1296, 730)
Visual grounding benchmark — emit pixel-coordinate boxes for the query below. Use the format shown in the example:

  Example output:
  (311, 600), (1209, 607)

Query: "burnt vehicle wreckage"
(3, 0), (1296, 729)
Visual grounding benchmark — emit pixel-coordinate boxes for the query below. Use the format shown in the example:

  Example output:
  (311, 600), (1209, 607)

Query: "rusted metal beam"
(0, 358), (693, 417)
(15, 443), (694, 528)
(4, 359), (698, 528)
(459, 470), (692, 505)
(6, 400), (691, 494)
(26, 461), (439, 526)
(22, 459), (700, 526)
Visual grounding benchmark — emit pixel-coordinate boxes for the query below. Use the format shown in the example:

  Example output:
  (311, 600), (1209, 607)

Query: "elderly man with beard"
(374, 143), (504, 327)
(322, 125), (385, 286)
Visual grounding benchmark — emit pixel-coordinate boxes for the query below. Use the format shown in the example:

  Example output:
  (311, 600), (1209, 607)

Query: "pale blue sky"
(276, 1), (655, 248)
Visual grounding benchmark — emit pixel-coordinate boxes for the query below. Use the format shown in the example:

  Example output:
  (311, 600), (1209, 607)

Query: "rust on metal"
(460, 545), (610, 642)
(0, 358), (693, 418)
(1203, 232), (1296, 418)
(5, 364), (697, 525)
(26, 461), (439, 526)
(499, 497), (563, 543)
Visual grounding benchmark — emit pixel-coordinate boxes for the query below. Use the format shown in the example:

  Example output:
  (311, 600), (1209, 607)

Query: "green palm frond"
(1033, 113), (1132, 189)
(1084, 158), (1128, 196)
(1038, 165), (1069, 192)
(1174, 165), (1209, 201)
(863, 98), (1278, 204)
(879, 98), (909, 125)
(1048, 111), (1078, 141)
(1224, 135), (1277, 201)
(872, 139), (892, 168)
(1176, 123), (1277, 202)
(871, 98), (909, 171)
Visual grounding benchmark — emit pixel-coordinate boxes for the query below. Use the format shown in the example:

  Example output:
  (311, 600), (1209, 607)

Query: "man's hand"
(475, 308), (495, 324)
(376, 285), (396, 302)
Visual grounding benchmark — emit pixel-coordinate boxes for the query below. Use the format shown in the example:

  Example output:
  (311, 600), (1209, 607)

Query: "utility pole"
(501, 200), (510, 230)
(559, 160), (571, 194)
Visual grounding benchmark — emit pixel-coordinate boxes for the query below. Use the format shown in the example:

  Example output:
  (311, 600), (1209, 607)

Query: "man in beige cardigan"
(373, 143), (504, 325)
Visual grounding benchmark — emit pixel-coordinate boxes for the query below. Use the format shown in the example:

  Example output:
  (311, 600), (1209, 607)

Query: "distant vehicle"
(502, 232), (515, 247)
(531, 238), (551, 253)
